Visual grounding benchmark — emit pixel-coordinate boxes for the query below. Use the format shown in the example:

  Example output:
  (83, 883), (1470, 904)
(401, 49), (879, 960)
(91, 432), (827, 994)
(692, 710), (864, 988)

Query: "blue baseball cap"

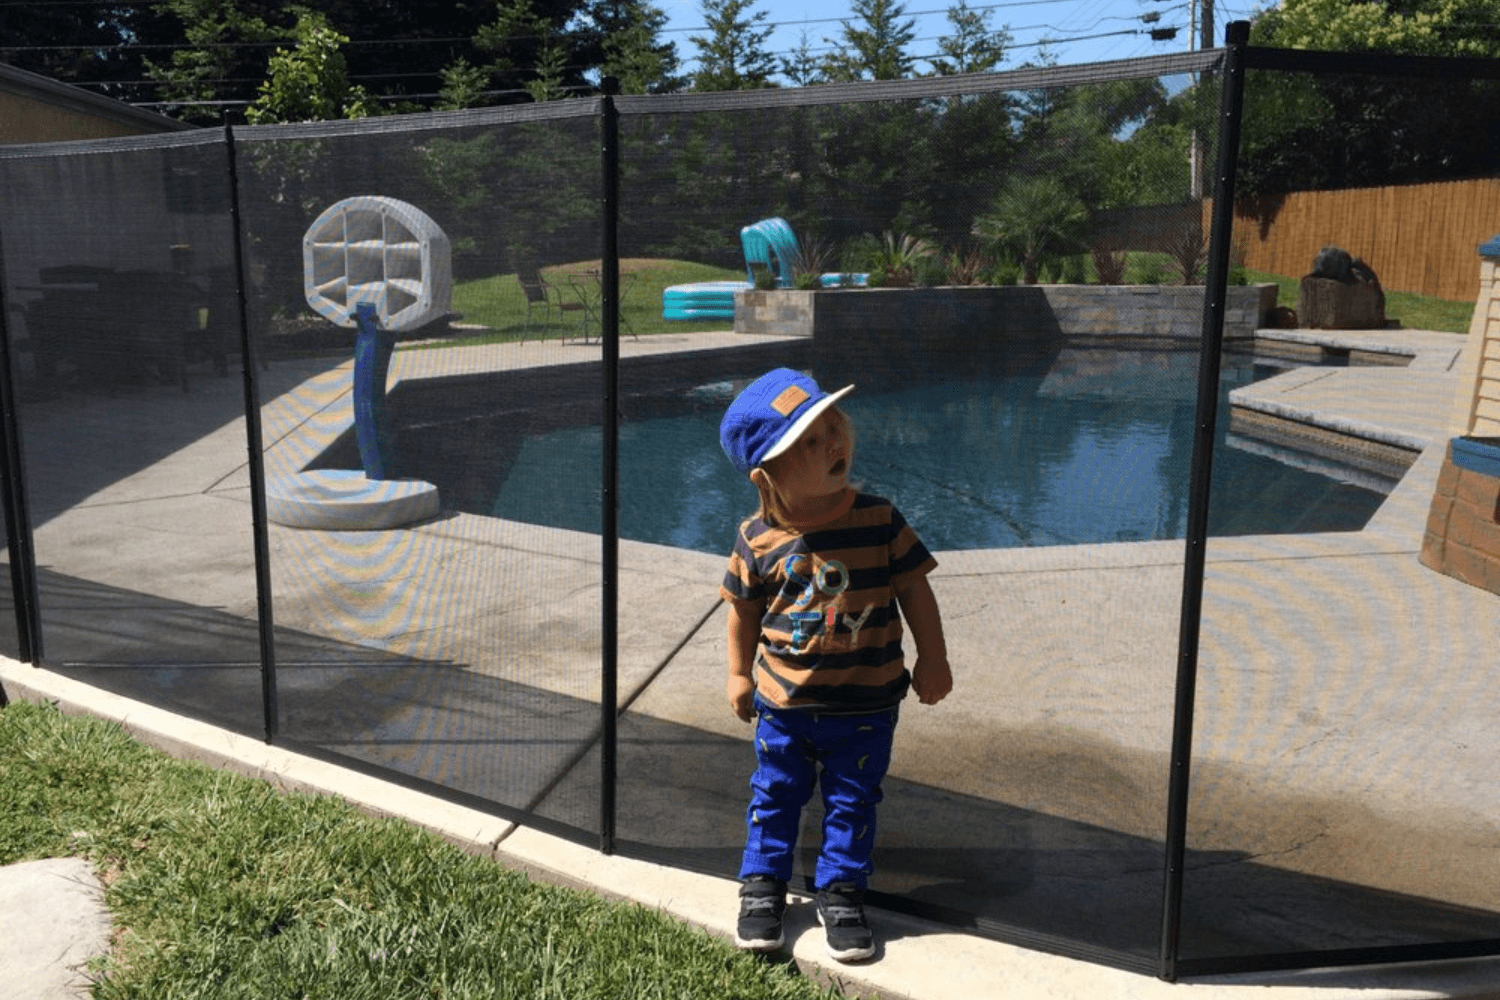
(719, 368), (854, 476)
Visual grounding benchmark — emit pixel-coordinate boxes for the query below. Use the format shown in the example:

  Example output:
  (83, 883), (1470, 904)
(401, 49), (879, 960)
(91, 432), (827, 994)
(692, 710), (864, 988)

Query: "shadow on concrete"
(19, 569), (1500, 975)
(541, 709), (1500, 973)
(15, 355), (346, 526)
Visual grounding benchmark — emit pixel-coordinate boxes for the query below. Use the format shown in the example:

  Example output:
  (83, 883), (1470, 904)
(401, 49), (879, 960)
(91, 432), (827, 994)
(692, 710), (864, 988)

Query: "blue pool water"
(479, 349), (1388, 554)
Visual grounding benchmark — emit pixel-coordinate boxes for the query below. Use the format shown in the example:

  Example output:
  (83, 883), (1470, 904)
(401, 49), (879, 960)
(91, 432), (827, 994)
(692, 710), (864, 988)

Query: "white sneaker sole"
(735, 932), (784, 952)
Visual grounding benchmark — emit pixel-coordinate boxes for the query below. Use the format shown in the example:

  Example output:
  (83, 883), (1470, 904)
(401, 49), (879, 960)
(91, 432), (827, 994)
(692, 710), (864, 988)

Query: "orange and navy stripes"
(721, 492), (936, 712)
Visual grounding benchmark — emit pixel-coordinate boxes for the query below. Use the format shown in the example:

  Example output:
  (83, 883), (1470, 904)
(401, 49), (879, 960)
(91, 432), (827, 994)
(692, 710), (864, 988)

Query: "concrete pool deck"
(3, 327), (1500, 999)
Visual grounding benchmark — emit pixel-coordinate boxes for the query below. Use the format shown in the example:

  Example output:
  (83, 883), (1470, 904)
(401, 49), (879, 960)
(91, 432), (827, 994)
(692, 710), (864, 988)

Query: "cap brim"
(759, 384), (854, 465)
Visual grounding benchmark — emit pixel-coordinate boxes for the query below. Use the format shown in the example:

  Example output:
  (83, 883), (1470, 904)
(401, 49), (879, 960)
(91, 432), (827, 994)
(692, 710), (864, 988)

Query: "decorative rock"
(1300, 246), (1385, 329)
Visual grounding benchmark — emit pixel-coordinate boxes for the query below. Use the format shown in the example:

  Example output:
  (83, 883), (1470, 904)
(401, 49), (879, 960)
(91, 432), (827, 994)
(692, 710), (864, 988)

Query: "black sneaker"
(815, 881), (875, 962)
(735, 875), (787, 952)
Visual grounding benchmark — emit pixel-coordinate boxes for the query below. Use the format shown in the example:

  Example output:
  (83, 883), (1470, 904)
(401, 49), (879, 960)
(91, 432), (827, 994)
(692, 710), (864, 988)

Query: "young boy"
(718, 367), (952, 962)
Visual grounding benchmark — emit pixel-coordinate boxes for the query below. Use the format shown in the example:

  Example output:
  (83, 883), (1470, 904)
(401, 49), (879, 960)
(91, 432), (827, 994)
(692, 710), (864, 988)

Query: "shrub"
(1166, 224), (1209, 284)
(942, 246), (994, 286)
(789, 237), (834, 290)
(858, 231), (939, 287)
(1090, 246), (1127, 285)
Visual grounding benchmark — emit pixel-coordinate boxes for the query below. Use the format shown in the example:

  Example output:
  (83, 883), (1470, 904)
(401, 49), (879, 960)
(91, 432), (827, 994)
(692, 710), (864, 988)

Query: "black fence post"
(0, 227), (42, 668)
(223, 125), (280, 744)
(1159, 19), (1251, 982)
(600, 76), (621, 855)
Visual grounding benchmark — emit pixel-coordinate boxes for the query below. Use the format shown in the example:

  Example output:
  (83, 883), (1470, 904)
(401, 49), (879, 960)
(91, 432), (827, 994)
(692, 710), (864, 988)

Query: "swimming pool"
(405, 346), (1389, 554)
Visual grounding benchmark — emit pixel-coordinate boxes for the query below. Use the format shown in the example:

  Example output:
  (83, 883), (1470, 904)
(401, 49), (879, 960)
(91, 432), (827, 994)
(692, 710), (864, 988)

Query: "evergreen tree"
(690, 0), (778, 91)
(929, 1), (1011, 76)
(436, 58), (493, 111)
(780, 31), (825, 88)
(593, 0), (685, 95)
(822, 0), (916, 82)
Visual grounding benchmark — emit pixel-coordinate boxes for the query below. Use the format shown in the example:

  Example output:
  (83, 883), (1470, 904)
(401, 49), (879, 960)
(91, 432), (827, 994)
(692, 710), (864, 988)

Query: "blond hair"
(749, 405), (856, 528)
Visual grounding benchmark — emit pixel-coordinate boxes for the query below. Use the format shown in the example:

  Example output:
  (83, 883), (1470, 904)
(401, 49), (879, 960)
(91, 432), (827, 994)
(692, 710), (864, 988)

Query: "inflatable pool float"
(662, 280), (750, 321)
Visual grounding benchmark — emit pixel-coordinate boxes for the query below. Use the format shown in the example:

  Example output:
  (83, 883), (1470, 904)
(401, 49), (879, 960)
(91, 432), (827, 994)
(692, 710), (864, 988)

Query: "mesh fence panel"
(1181, 60), (1500, 967)
(0, 43), (1496, 975)
(232, 106), (606, 835)
(0, 131), (266, 734)
(609, 76), (1215, 969)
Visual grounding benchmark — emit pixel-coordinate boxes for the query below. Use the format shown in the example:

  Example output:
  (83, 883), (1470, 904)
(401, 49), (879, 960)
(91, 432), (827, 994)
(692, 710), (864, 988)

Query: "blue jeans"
(739, 701), (898, 891)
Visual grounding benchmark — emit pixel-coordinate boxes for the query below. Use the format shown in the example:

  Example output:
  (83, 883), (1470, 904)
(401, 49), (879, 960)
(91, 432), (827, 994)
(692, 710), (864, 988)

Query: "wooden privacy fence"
(1222, 177), (1500, 303)
(1103, 180), (1500, 302)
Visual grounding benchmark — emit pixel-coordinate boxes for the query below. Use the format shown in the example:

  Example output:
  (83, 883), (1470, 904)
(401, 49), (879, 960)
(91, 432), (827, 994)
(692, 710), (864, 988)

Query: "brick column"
(1419, 235), (1500, 594)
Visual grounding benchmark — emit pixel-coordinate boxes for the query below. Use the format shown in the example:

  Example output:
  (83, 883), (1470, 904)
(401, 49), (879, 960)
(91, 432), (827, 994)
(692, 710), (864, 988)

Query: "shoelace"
(820, 901), (864, 925)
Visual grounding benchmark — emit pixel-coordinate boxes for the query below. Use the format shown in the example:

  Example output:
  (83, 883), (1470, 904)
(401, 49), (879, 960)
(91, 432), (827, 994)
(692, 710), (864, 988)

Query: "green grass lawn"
(431, 259), (743, 349)
(0, 700), (850, 1000)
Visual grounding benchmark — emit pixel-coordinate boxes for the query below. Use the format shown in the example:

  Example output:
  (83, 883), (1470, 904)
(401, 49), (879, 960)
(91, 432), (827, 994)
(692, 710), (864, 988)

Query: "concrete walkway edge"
(5, 657), (1500, 1000)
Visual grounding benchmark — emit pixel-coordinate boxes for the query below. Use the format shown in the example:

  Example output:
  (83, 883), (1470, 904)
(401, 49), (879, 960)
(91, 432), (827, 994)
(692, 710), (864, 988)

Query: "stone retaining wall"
(734, 284), (1278, 346)
(1420, 443), (1500, 594)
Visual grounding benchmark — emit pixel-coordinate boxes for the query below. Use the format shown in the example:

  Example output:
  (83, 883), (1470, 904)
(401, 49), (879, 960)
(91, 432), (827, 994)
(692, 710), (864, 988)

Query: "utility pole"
(1188, 0), (1213, 199)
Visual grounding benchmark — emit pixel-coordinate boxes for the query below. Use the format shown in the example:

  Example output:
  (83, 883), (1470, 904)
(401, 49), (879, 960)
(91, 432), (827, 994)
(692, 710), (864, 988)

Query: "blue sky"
(652, 0), (1270, 83)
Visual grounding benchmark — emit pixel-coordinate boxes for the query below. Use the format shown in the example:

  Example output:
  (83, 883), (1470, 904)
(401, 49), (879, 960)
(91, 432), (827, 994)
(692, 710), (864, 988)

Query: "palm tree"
(972, 175), (1087, 284)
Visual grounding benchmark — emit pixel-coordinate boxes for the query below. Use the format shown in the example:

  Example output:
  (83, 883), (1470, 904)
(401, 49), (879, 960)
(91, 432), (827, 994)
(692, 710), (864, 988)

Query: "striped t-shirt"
(720, 490), (937, 712)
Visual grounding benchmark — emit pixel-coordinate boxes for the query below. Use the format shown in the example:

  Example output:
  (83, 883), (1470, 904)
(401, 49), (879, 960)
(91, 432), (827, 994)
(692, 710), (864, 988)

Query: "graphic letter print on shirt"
(782, 554), (850, 607)
(782, 553), (856, 652)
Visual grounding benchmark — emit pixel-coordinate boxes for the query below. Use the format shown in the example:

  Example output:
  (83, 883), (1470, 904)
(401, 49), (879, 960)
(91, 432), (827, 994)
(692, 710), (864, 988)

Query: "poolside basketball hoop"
(303, 196), (452, 333)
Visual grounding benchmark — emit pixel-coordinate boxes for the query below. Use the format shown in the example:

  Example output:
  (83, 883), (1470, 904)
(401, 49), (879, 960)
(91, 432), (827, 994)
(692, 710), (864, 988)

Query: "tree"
(780, 31), (825, 87)
(0, 3), (176, 104)
(823, 0), (917, 82)
(244, 12), (377, 123)
(1267, 0), (1500, 57)
(475, 0), (574, 102)
(3, 0), (618, 119)
(1237, 0), (1500, 193)
(436, 59), (493, 111)
(690, 0), (778, 91)
(142, 0), (290, 124)
(973, 175), (1089, 284)
(929, 1), (1011, 76)
(596, 0), (685, 95)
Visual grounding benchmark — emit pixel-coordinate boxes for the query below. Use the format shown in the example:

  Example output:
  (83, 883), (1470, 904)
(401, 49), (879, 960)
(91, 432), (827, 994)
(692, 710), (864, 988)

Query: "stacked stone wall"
(1421, 447), (1500, 594)
(734, 284), (1277, 345)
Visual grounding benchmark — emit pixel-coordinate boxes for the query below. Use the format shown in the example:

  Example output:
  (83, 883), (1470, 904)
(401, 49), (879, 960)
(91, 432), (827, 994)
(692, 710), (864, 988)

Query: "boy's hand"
(911, 656), (952, 705)
(728, 673), (756, 722)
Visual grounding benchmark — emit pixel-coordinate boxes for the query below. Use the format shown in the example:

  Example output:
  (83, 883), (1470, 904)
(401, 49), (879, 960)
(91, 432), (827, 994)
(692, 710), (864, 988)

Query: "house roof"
(0, 60), (197, 141)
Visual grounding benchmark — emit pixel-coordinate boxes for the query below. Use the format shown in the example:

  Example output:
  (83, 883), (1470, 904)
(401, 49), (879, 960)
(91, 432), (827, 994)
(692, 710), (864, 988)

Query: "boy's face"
(763, 410), (850, 500)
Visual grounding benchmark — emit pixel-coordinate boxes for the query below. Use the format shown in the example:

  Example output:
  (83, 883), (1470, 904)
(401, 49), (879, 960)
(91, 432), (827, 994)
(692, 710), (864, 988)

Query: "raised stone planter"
(734, 284), (1277, 348)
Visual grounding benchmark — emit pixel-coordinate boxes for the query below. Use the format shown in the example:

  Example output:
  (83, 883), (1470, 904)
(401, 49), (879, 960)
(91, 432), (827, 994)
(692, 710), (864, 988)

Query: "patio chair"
(516, 268), (553, 343)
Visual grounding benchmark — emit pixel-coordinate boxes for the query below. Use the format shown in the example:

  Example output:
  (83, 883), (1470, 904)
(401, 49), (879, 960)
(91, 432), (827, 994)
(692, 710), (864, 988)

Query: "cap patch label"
(770, 385), (809, 416)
